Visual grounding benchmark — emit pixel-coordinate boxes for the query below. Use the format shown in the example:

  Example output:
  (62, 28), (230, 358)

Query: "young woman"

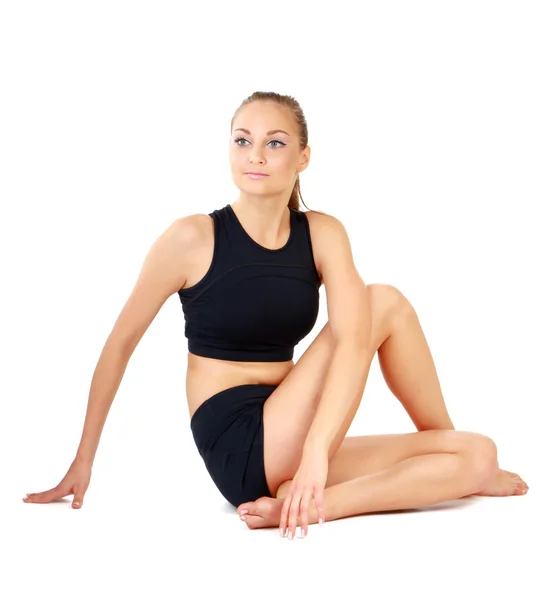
(23, 91), (528, 540)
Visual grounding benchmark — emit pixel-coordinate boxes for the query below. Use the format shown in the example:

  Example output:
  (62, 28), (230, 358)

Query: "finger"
(279, 493), (293, 538)
(288, 491), (303, 539)
(299, 490), (312, 538)
(72, 486), (85, 509)
(29, 491), (64, 503)
(24, 486), (67, 504)
(23, 486), (58, 500)
(313, 486), (325, 525)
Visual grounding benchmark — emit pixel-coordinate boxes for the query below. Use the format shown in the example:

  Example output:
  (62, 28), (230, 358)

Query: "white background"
(1, 1), (539, 598)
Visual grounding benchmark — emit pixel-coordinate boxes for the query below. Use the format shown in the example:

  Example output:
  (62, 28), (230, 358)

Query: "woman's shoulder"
(169, 212), (214, 246)
(303, 208), (351, 253)
(303, 207), (342, 232)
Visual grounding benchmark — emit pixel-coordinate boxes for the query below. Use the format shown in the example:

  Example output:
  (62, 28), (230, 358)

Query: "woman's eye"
(234, 137), (284, 147)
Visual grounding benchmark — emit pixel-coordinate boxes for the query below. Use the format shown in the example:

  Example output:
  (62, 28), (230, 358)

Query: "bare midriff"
(185, 353), (294, 419)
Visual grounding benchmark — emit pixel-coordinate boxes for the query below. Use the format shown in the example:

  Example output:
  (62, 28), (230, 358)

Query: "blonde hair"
(231, 91), (316, 213)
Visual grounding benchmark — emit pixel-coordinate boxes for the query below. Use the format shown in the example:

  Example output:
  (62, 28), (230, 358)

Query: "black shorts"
(190, 384), (276, 507)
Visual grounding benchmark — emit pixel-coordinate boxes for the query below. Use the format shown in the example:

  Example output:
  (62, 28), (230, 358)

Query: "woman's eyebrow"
(234, 128), (290, 136)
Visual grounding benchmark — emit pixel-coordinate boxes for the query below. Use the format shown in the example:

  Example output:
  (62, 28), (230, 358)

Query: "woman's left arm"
(304, 214), (373, 459)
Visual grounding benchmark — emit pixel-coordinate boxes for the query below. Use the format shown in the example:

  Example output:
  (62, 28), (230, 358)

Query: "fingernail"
(73, 502), (80, 507)
(288, 530), (293, 540)
(319, 517), (324, 526)
(240, 509), (248, 515)
(240, 515), (246, 521)
(279, 528), (284, 537)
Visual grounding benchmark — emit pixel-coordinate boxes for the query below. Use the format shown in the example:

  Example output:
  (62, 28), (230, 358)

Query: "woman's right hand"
(23, 458), (92, 509)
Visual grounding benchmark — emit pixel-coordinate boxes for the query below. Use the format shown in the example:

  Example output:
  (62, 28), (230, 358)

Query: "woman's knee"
(465, 433), (499, 488)
(276, 479), (293, 499)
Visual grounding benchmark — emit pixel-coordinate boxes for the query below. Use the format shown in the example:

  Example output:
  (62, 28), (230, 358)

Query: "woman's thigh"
(325, 430), (493, 487)
(262, 283), (408, 497)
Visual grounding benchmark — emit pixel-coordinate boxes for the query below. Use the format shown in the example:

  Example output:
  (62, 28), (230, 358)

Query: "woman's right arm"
(23, 214), (205, 508)
(74, 215), (199, 466)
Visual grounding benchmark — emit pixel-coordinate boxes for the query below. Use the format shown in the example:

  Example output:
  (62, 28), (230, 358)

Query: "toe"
(237, 501), (255, 516)
(244, 510), (272, 529)
(514, 481), (527, 494)
(244, 515), (260, 529)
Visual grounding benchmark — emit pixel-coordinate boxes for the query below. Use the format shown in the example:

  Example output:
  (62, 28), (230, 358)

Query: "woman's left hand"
(279, 442), (328, 539)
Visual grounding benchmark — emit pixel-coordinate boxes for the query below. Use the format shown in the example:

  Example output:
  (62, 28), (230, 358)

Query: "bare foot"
(237, 496), (285, 530)
(476, 469), (529, 496)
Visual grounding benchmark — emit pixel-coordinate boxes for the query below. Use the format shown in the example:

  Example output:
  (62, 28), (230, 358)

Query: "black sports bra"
(178, 204), (322, 362)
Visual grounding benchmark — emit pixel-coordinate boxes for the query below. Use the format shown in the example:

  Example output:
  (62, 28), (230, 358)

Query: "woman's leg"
(334, 297), (526, 496)
(238, 430), (504, 536)
(293, 438), (495, 534)
(262, 284), (524, 501)
(323, 432), (528, 497)
(262, 284), (401, 495)
(377, 300), (455, 431)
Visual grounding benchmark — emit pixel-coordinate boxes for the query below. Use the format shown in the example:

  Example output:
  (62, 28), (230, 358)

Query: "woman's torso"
(181, 207), (323, 418)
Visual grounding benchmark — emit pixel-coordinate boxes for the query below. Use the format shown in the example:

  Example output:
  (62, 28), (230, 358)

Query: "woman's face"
(229, 101), (309, 198)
